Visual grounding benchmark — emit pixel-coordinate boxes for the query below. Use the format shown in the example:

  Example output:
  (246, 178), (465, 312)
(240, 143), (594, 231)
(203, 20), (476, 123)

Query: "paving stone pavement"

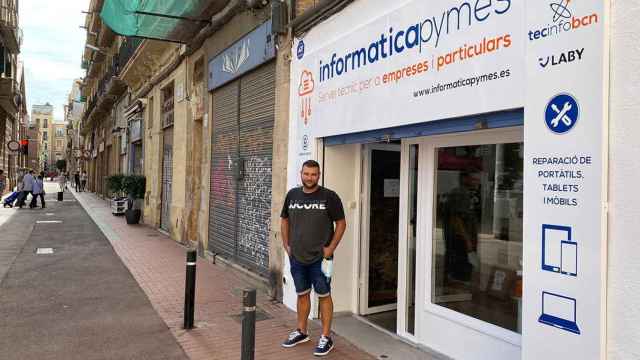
(72, 189), (374, 360)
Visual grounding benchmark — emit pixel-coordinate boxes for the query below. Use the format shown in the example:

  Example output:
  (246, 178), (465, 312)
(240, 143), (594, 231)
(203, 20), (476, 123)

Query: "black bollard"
(241, 289), (257, 360)
(183, 249), (197, 330)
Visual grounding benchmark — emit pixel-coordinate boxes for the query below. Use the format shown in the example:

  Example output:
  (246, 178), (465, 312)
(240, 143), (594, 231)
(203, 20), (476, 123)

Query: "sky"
(20, 0), (89, 121)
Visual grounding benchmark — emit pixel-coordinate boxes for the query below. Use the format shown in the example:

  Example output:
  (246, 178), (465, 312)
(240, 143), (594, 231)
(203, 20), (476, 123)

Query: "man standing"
(280, 160), (346, 356)
(17, 170), (34, 208)
(29, 175), (45, 209)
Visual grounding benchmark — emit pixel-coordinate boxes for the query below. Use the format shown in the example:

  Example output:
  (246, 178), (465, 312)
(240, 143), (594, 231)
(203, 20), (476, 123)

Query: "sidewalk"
(72, 189), (373, 360)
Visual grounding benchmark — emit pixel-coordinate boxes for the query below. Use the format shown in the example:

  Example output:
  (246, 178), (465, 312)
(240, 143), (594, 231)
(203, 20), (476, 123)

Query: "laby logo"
(298, 70), (315, 125)
(539, 48), (584, 68)
(528, 0), (599, 42)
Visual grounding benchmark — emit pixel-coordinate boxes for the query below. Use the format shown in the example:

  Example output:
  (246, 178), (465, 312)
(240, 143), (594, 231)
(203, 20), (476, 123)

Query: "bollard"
(241, 288), (257, 360)
(183, 249), (197, 330)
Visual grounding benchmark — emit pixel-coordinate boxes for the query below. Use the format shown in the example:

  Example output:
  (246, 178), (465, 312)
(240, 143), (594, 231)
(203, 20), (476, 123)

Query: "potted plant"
(123, 175), (145, 224)
(106, 174), (126, 215)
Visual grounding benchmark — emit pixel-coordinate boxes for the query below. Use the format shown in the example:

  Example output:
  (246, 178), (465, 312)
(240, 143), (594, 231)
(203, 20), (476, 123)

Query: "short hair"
(301, 160), (320, 170)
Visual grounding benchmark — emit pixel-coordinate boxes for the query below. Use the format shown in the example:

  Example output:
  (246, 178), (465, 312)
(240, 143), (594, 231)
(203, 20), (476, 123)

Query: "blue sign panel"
(208, 20), (276, 91)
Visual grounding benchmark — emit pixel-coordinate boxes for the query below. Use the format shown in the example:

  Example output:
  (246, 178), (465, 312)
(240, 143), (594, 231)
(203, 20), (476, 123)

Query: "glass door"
(360, 144), (401, 319)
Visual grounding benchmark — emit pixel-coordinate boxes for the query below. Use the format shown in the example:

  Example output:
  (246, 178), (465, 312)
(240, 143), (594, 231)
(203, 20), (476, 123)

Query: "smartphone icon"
(560, 241), (577, 276)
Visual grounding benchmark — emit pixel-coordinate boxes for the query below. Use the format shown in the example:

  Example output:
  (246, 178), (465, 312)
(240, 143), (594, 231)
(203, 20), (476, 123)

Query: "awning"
(100, 0), (217, 43)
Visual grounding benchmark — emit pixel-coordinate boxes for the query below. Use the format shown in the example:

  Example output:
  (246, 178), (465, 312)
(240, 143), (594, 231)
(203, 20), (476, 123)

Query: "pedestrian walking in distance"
(16, 170), (35, 208)
(29, 175), (45, 209)
(280, 160), (346, 356)
(74, 172), (81, 192)
(80, 171), (87, 192)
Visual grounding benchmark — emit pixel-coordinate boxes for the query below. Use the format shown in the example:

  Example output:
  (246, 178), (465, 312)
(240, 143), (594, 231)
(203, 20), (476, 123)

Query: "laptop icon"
(538, 291), (581, 335)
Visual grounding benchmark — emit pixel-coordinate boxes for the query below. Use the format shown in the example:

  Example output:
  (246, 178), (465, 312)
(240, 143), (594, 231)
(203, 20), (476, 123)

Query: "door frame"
(359, 143), (402, 316)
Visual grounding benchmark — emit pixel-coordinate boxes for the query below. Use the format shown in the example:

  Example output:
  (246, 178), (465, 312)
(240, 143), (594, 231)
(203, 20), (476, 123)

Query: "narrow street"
(0, 182), (373, 360)
(0, 182), (187, 359)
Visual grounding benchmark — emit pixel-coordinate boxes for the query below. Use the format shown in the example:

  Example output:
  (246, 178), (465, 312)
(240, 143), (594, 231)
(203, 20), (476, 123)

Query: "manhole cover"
(35, 248), (54, 254)
(229, 308), (273, 323)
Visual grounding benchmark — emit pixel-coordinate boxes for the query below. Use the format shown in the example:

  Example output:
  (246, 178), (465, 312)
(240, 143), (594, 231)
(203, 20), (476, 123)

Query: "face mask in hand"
(321, 258), (333, 279)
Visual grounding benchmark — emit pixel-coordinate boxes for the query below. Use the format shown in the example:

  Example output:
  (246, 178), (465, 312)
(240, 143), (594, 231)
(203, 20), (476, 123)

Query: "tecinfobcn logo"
(528, 0), (599, 42)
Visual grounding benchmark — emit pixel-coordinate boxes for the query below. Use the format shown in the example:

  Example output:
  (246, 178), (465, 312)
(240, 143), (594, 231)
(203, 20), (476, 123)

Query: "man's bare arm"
(281, 217), (290, 255)
(324, 219), (346, 258)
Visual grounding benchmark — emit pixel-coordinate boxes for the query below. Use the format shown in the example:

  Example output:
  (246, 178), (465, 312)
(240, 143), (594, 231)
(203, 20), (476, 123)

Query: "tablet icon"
(539, 291), (581, 335)
(542, 224), (578, 277)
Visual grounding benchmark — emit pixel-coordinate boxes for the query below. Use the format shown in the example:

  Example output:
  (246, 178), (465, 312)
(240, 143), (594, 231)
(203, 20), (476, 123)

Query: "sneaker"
(313, 335), (334, 356)
(282, 329), (310, 348)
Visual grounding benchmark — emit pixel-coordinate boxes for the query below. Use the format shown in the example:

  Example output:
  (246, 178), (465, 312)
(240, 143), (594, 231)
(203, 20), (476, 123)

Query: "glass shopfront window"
(432, 142), (524, 333)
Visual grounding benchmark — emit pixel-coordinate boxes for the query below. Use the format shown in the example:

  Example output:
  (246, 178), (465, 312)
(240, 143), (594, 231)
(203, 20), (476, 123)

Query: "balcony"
(81, 60), (127, 135)
(0, 1), (20, 53)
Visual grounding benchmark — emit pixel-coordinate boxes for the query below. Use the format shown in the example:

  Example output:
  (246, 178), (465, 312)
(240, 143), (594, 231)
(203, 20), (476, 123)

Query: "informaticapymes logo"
(528, 0), (598, 41)
(317, 0), (512, 83)
(298, 70), (315, 126)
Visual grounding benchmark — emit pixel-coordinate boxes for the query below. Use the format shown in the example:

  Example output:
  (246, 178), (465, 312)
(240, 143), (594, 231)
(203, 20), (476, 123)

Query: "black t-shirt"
(280, 186), (345, 264)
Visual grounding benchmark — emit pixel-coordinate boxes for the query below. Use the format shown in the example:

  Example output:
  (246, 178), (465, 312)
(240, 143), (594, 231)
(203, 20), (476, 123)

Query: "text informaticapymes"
(319, 0), (512, 83)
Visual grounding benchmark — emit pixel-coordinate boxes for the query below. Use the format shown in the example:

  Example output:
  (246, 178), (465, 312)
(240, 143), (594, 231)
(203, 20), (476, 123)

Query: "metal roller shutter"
(160, 127), (173, 232)
(208, 62), (275, 275)
(209, 80), (239, 260)
(236, 62), (275, 274)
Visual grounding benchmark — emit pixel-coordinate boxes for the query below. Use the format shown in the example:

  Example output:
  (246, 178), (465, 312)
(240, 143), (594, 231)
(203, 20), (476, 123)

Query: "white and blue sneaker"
(313, 335), (334, 356)
(282, 329), (310, 348)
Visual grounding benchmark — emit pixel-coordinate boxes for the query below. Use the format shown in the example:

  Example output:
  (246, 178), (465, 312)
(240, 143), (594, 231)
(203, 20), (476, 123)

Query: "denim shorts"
(289, 256), (331, 297)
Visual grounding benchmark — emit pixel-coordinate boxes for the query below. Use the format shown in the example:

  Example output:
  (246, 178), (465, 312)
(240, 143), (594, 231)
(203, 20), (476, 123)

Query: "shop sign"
(208, 20), (276, 91)
(523, 1), (607, 359)
(290, 0), (524, 141)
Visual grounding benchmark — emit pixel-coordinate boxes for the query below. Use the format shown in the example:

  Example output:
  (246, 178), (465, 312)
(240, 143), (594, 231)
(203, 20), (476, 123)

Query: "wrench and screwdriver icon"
(550, 101), (574, 127)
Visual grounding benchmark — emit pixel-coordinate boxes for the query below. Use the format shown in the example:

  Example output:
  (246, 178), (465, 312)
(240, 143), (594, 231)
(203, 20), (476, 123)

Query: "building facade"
(0, 0), (22, 192)
(73, 1), (640, 359)
(31, 103), (53, 172)
(80, 0), (290, 286)
(31, 103), (67, 174)
(282, 1), (640, 360)
(65, 79), (84, 174)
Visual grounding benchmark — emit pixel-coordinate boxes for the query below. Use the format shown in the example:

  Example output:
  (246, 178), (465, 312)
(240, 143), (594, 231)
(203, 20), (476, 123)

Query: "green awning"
(100, 0), (212, 43)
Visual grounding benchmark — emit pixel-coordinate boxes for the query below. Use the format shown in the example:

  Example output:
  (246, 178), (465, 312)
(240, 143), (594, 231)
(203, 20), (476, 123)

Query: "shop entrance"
(360, 144), (401, 332)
